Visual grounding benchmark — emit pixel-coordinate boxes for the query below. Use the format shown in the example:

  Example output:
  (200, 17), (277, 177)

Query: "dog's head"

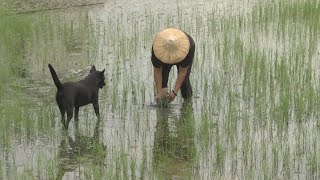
(90, 66), (106, 89)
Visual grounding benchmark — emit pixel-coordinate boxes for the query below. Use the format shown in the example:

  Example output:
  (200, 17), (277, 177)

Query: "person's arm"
(151, 48), (166, 102)
(168, 65), (188, 102)
(153, 66), (163, 95)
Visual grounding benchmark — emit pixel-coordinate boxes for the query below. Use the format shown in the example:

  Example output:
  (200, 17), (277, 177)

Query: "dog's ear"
(101, 69), (105, 74)
(90, 66), (96, 73)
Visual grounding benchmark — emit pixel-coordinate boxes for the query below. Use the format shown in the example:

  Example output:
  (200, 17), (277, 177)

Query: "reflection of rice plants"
(56, 119), (105, 179)
(152, 102), (196, 179)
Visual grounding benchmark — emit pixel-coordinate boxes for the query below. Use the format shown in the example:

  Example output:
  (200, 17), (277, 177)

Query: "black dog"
(48, 64), (105, 129)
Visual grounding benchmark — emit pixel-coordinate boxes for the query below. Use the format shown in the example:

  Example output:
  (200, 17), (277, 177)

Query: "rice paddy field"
(1, 0), (320, 179)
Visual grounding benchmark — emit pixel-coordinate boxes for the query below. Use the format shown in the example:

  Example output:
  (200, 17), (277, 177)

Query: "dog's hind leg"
(65, 106), (74, 129)
(74, 106), (79, 122)
(56, 98), (66, 126)
(58, 106), (66, 125)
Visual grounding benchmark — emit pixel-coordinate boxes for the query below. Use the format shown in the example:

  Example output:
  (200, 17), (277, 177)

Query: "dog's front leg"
(93, 103), (100, 119)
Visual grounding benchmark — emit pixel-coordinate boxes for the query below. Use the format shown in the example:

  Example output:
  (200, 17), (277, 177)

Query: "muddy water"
(2, 0), (320, 179)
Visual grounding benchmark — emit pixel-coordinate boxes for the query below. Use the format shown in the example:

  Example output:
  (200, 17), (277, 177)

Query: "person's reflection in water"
(153, 100), (196, 179)
(56, 119), (106, 179)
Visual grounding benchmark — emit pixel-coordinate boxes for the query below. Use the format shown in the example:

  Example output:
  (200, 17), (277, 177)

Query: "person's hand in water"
(168, 90), (177, 102)
(155, 89), (170, 107)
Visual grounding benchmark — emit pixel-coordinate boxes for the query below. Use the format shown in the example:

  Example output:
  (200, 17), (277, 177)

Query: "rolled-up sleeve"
(151, 48), (162, 68)
(180, 35), (195, 68)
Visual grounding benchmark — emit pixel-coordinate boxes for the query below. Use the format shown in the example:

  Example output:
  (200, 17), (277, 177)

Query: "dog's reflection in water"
(56, 119), (106, 179)
(153, 100), (196, 179)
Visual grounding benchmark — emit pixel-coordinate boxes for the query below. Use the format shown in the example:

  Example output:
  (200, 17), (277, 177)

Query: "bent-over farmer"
(151, 28), (195, 104)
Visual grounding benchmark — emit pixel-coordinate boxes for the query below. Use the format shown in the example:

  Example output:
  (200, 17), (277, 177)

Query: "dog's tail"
(48, 64), (63, 90)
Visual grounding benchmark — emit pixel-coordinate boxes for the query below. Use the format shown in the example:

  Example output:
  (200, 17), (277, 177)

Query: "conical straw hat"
(153, 28), (190, 64)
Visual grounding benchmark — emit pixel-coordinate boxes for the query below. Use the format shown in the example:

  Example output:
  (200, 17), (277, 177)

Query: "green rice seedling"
(261, 135), (269, 179)
(36, 106), (55, 133)
(272, 141), (279, 177)
(140, 144), (147, 179)
(0, 161), (2, 179)
(199, 110), (211, 149)
(283, 143), (291, 179)
(44, 154), (59, 179)
(130, 157), (136, 179)
(214, 126), (225, 173)
(0, 13), (31, 94)
(226, 90), (239, 143)
(36, 152), (43, 178)
(114, 152), (121, 179)
(120, 148), (129, 179)
(307, 140), (319, 179)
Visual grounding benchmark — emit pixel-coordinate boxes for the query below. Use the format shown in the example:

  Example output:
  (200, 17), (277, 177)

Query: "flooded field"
(1, 0), (320, 179)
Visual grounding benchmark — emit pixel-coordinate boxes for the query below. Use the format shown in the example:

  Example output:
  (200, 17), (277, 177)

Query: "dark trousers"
(161, 64), (193, 99)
